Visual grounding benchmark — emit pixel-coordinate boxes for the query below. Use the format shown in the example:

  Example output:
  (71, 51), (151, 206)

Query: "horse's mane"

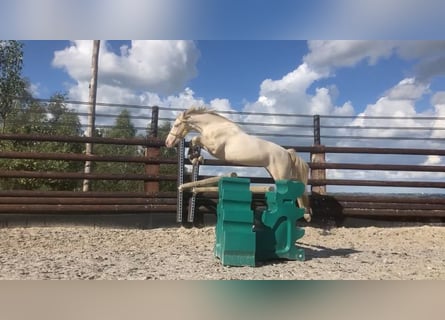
(183, 106), (236, 124)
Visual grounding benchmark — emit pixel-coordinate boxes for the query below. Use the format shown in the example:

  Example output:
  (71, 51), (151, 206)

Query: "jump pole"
(178, 172), (237, 191)
(191, 185), (275, 194)
(186, 145), (201, 223)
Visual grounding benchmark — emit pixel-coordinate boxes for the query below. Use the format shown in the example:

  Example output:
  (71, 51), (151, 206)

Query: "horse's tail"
(286, 148), (309, 184)
(287, 148), (312, 222)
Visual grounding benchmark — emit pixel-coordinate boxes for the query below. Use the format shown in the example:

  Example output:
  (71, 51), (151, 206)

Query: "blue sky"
(22, 40), (309, 106)
(21, 41), (70, 98)
(21, 40), (445, 117)
(189, 41), (307, 107)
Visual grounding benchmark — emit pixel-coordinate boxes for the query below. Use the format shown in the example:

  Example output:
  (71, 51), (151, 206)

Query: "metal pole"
(83, 40), (100, 192)
(149, 106), (159, 137)
(313, 114), (321, 145)
(144, 106), (160, 192)
(311, 114), (326, 194)
(176, 139), (185, 222)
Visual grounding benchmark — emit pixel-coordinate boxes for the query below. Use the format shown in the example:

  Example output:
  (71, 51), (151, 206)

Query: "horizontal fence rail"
(310, 179), (445, 189)
(0, 170), (177, 181)
(309, 163), (445, 172)
(1, 100), (445, 223)
(0, 151), (177, 164)
(0, 133), (164, 147)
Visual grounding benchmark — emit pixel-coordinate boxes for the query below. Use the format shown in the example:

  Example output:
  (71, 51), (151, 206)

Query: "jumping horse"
(165, 106), (311, 221)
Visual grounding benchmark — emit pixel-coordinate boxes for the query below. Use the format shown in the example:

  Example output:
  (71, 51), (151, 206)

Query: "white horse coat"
(165, 106), (311, 221)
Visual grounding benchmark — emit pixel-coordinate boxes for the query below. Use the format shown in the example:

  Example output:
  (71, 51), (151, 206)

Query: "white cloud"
(53, 40), (199, 96)
(357, 78), (428, 118)
(423, 155), (442, 166)
(431, 91), (445, 106)
(243, 63), (354, 119)
(320, 76), (445, 193)
(310, 87), (354, 116)
(28, 82), (41, 97)
(430, 92), (445, 140)
(300, 41), (445, 155)
(304, 41), (395, 74)
(340, 78), (431, 143)
(240, 41), (444, 129)
(53, 40), (201, 134)
(304, 40), (445, 83)
(385, 78), (430, 101)
(242, 64), (317, 122)
(208, 98), (233, 113)
(65, 81), (207, 135)
(260, 63), (320, 94)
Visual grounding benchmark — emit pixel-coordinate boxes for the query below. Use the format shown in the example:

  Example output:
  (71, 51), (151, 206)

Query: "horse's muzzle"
(165, 135), (177, 148)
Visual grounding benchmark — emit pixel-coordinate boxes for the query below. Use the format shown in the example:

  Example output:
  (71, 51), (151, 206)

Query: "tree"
(43, 93), (84, 190)
(92, 110), (144, 192)
(156, 121), (178, 192)
(0, 94), (83, 190)
(0, 40), (26, 132)
(47, 93), (83, 137)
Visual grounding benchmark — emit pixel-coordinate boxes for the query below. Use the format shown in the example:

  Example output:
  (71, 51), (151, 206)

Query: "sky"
(17, 40), (445, 193)
(21, 40), (445, 115)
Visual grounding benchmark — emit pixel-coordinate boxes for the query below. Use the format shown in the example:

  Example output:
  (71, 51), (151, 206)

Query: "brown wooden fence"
(1, 133), (444, 223)
(0, 104), (445, 225)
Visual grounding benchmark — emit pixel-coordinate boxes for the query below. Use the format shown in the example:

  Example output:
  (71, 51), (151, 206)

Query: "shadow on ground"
(296, 242), (361, 261)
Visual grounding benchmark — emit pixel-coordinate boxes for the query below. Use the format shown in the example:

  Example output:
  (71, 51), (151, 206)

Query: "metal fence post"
(311, 115), (326, 194)
(313, 114), (321, 145)
(176, 139), (185, 223)
(144, 106), (160, 193)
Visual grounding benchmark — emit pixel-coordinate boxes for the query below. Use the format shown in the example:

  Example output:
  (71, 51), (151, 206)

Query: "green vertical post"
(214, 177), (255, 266)
(256, 180), (305, 262)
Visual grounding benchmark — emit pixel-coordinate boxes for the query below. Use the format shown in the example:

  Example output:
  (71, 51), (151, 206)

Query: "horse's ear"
(182, 108), (193, 119)
(178, 110), (188, 121)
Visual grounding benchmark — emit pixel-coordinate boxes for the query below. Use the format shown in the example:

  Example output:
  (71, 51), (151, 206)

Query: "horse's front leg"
(191, 135), (200, 147)
(190, 136), (204, 165)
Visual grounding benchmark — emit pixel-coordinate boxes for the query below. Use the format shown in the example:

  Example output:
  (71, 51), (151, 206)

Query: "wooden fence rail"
(0, 108), (445, 223)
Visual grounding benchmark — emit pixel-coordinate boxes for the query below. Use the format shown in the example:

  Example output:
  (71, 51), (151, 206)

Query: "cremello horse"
(165, 106), (311, 221)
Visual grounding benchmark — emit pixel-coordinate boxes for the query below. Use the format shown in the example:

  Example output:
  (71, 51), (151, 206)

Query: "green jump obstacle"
(214, 177), (305, 267)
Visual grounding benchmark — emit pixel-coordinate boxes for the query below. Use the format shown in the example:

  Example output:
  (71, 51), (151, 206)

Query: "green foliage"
(0, 94), (83, 190)
(157, 121), (178, 192)
(0, 40), (26, 132)
(47, 93), (82, 136)
(92, 109), (144, 192)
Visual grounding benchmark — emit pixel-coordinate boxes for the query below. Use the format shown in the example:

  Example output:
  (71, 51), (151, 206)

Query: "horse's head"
(165, 111), (189, 147)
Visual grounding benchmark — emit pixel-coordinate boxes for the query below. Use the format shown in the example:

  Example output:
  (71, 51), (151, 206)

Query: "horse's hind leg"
(297, 194), (312, 222)
(267, 164), (311, 222)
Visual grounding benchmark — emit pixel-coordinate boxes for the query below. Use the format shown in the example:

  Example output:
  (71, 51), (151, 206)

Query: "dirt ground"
(1, 223), (444, 280)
